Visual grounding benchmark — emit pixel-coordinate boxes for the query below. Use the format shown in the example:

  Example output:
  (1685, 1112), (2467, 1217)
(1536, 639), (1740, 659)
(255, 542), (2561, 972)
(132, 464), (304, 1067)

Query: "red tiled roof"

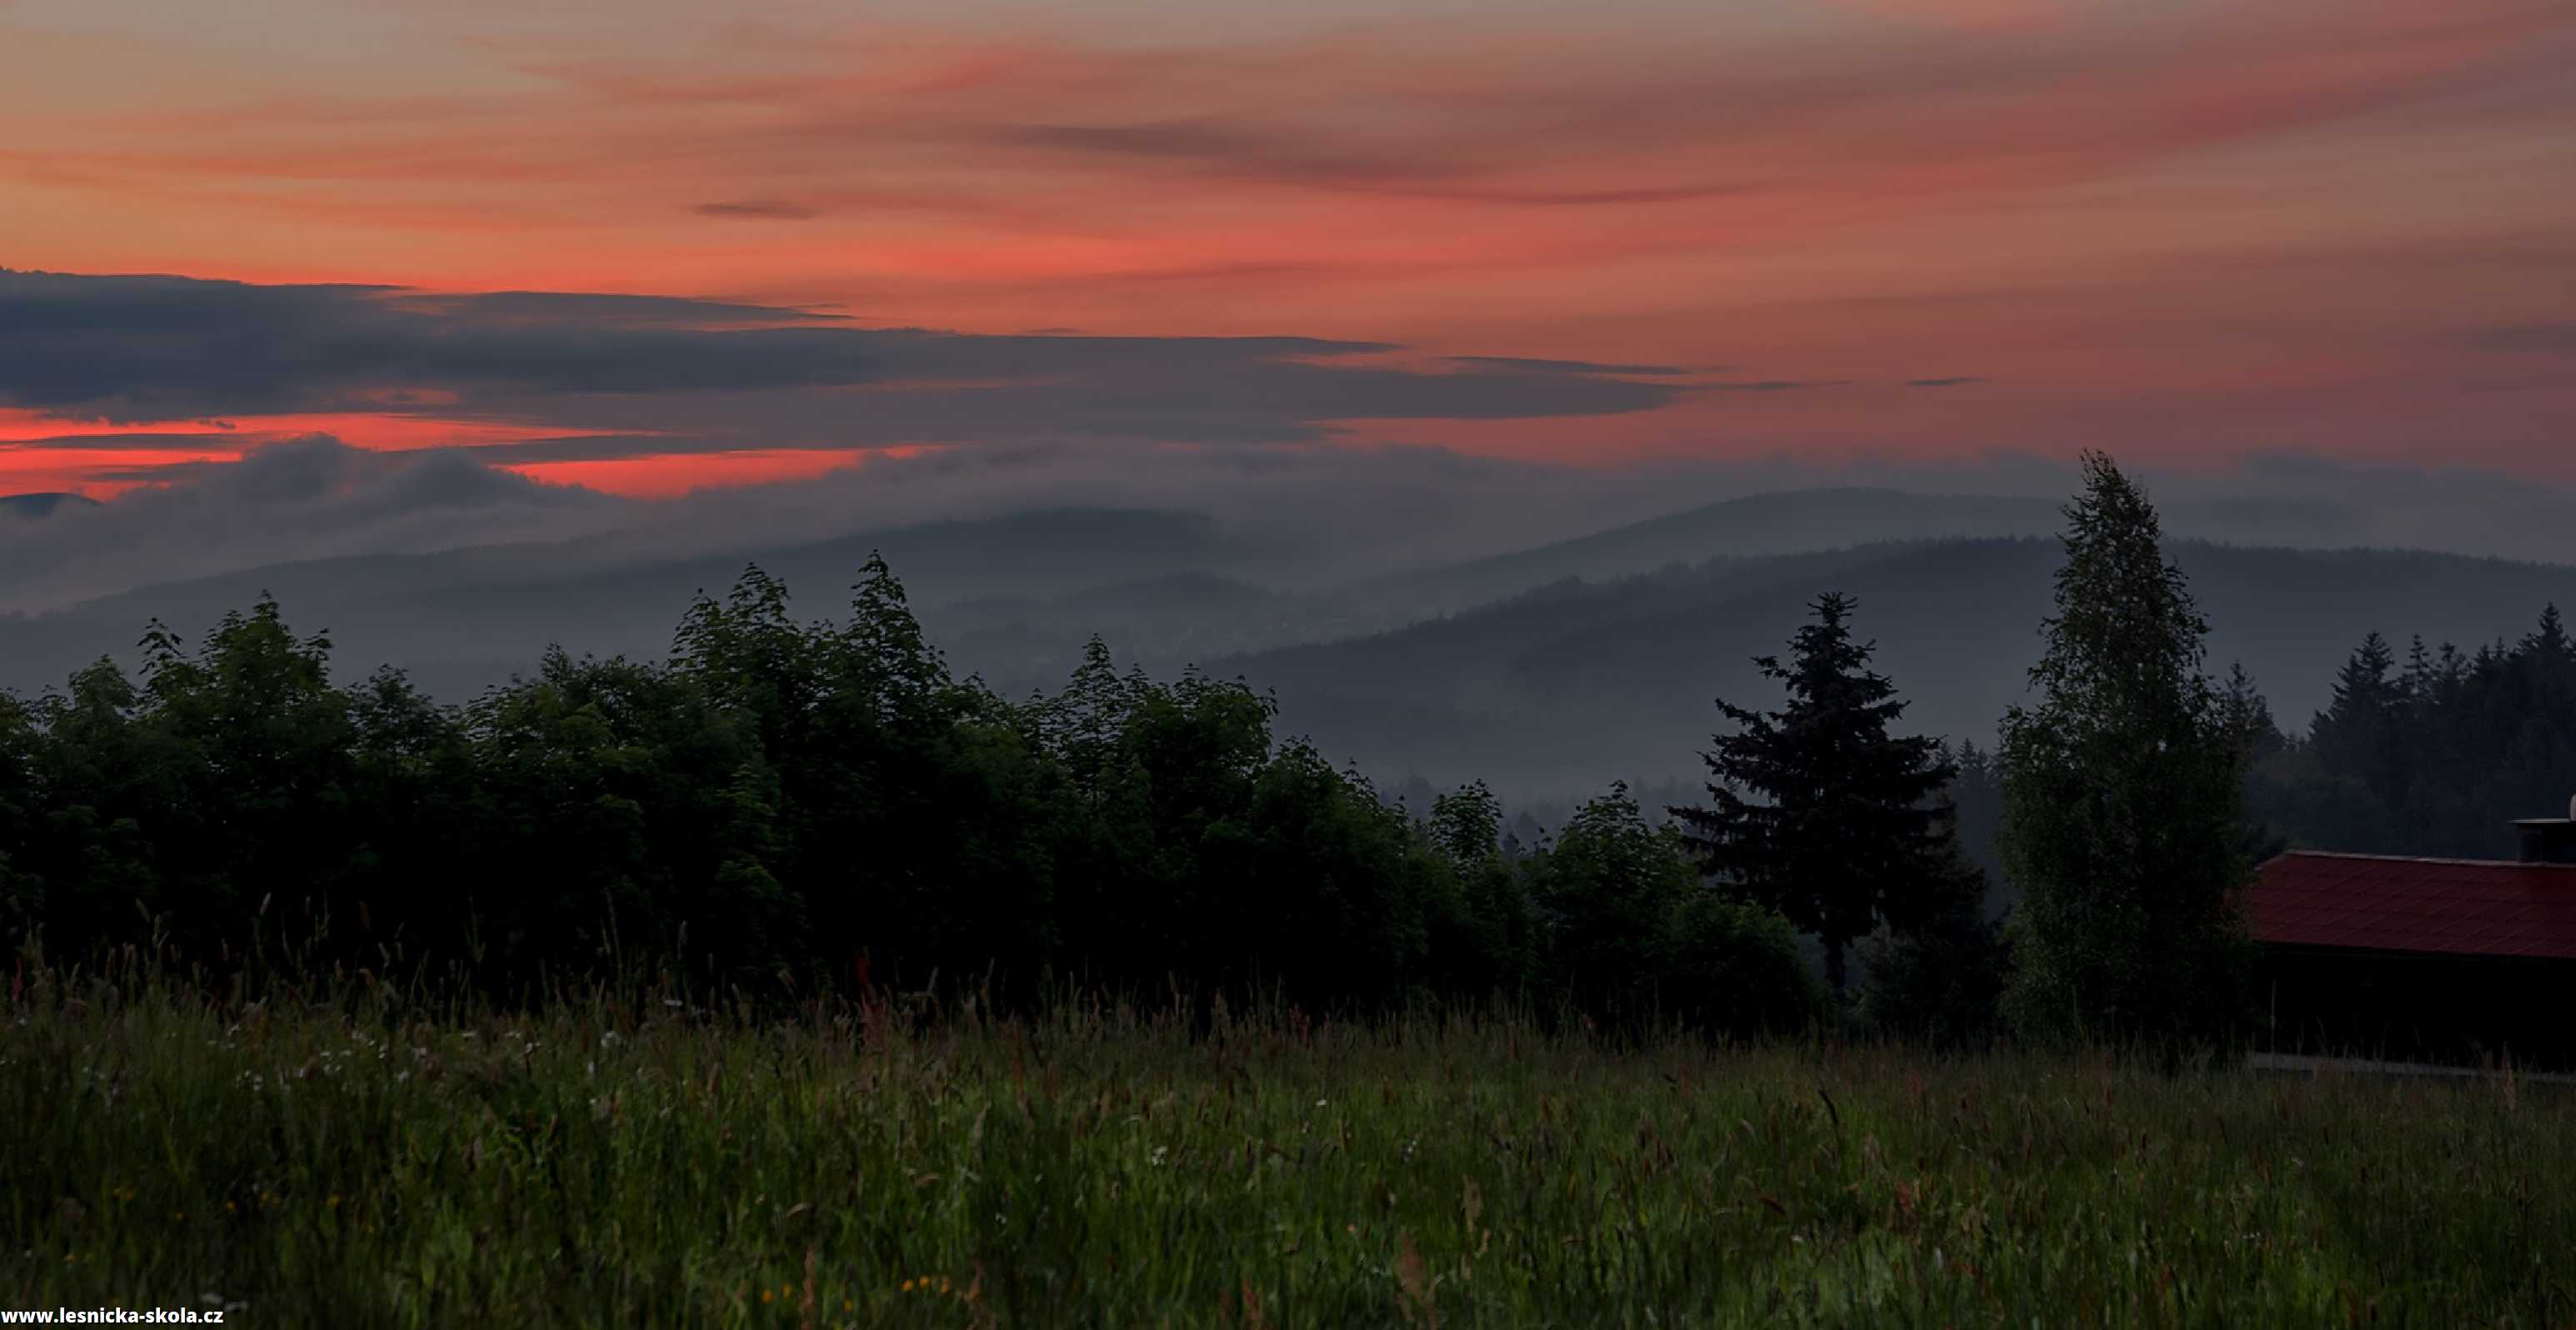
(2249, 851), (2576, 959)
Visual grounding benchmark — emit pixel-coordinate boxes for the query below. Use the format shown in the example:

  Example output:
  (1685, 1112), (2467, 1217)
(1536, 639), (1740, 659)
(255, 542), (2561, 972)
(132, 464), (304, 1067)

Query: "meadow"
(5, 959), (2571, 1328)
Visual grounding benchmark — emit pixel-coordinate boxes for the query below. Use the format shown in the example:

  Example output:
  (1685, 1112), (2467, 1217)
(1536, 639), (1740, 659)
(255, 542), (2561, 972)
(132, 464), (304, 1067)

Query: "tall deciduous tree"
(1999, 451), (2252, 1045)
(1673, 592), (1962, 1000)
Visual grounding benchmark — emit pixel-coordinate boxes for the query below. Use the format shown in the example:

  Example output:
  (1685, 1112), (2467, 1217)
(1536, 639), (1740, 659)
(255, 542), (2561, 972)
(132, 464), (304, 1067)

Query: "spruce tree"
(1998, 451), (2252, 1046)
(2310, 631), (2406, 832)
(1673, 591), (1961, 1001)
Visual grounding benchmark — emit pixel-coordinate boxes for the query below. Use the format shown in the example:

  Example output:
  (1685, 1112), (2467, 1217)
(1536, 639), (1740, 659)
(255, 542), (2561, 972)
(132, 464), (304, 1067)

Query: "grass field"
(6, 963), (2572, 1328)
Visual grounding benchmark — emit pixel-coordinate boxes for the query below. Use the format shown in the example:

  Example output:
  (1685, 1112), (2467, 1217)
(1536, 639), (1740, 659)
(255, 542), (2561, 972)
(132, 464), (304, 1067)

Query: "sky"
(3, 0), (2574, 505)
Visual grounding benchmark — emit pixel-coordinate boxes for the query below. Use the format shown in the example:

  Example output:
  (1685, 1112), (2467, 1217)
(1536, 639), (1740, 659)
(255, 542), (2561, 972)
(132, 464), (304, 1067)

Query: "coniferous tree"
(2220, 663), (2287, 765)
(1999, 452), (2253, 1047)
(2308, 631), (2404, 840)
(1944, 740), (2009, 913)
(2246, 605), (2576, 860)
(2218, 664), (2294, 867)
(1673, 592), (1963, 1000)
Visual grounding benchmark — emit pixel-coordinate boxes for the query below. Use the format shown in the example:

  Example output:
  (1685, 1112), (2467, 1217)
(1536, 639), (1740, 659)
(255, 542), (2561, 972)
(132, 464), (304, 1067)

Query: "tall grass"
(4, 951), (2571, 1328)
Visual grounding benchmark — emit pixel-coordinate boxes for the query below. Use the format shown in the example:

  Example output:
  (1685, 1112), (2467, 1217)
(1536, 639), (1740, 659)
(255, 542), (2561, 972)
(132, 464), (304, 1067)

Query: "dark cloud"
(691, 200), (824, 220)
(402, 290), (843, 327)
(0, 270), (1685, 446)
(1000, 118), (1436, 187)
(1906, 376), (1988, 387)
(2472, 323), (2576, 352)
(396, 434), (696, 465)
(0, 436), (627, 610)
(1441, 356), (1690, 376)
(0, 431), (248, 452)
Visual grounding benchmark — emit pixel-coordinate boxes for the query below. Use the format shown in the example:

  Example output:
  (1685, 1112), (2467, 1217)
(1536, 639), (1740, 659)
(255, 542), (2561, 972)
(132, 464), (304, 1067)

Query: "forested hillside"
(1233, 539), (2576, 799)
(14, 491), (2571, 814)
(2249, 609), (2576, 859)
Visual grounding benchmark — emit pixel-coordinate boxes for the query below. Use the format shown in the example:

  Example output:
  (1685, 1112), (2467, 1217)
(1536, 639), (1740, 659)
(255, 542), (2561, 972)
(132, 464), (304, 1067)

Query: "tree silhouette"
(1673, 591), (1962, 1001)
(1999, 452), (2252, 1046)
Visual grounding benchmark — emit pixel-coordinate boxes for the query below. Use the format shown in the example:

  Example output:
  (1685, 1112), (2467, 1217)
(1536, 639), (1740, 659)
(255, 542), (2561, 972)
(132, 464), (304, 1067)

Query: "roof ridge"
(2268, 849), (2576, 871)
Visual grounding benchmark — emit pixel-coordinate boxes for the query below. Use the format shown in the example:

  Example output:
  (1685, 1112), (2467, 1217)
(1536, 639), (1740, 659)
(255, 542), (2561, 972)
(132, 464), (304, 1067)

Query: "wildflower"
(761, 1289), (774, 1304)
(327, 1195), (342, 1209)
(900, 1280), (914, 1293)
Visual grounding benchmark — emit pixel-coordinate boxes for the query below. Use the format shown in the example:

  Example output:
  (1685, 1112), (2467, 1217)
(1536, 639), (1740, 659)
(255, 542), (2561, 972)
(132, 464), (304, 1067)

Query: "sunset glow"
(5, 0), (2574, 496)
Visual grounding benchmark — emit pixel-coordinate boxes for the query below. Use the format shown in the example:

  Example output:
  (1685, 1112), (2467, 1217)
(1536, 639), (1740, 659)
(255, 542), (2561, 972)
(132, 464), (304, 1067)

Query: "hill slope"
(0, 507), (1257, 700)
(1225, 539), (2576, 799)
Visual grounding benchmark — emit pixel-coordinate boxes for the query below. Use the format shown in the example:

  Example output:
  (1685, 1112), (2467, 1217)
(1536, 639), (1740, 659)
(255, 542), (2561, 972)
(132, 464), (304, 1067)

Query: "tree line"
(0, 552), (1820, 1032)
(2241, 610), (2576, 858)
(5, 452), (2551, 1046)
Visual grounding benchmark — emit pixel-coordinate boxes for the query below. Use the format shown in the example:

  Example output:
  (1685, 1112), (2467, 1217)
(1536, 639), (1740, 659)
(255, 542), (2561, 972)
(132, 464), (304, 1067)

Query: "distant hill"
(12, 491), (2573, 814)
(5, 490), (2079, 700)
(0, 493), (102, 520)
(0, 507), (1262, 700)
(1339, 489), (2064, 617)
(1330, 486), (2402, 621)
(1225, 539), (2576, 802)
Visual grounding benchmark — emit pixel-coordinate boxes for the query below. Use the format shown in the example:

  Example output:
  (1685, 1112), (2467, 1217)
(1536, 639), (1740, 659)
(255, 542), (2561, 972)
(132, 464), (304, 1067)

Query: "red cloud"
(4, 0), (2573, 493)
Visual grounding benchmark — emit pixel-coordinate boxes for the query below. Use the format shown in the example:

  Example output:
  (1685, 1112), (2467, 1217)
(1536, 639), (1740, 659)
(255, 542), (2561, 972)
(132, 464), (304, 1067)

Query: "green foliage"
(1856, 846), (2008, 1048)
(2249, 608), (2576, 857)
(1675, 592), (1969, 999)
(0, 557), (1814, 1033)
(1660, 888), (1824, 1038)
(0, 690), (32, 924)
(1420, 780), (1541, 998)
(1426, 779), (1503, 865)
(7, 969), (2573, 1327)
(1999, 453), (2254, 1048)
(1529, 784), (1821, 1037)
(1528, 785), (1694, 1004)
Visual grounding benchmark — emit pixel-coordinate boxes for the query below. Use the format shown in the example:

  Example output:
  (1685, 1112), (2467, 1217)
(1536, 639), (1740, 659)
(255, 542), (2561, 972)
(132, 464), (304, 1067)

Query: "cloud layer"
(4, 0), (2572, 491)
(10, 427), (2576, 620)
(0, 269), (1724, 491)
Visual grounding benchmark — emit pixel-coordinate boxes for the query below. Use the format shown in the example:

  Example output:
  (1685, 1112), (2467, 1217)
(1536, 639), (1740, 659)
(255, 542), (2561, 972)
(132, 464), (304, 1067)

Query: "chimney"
(2513, 796), (2576, 864)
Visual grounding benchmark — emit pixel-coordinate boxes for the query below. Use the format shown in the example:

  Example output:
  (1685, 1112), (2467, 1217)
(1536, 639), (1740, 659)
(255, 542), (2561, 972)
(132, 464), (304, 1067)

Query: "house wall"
(2258, 946), (2576, 1071)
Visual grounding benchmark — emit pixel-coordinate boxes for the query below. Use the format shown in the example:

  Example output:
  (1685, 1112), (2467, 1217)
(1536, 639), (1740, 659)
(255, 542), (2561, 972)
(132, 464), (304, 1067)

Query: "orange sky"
(5, 0), (2574, 497)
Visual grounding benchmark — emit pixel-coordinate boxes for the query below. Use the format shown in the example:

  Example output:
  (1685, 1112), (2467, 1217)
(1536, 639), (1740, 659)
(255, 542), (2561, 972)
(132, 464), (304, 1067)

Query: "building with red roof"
(2248, 805), (2576, 1068)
